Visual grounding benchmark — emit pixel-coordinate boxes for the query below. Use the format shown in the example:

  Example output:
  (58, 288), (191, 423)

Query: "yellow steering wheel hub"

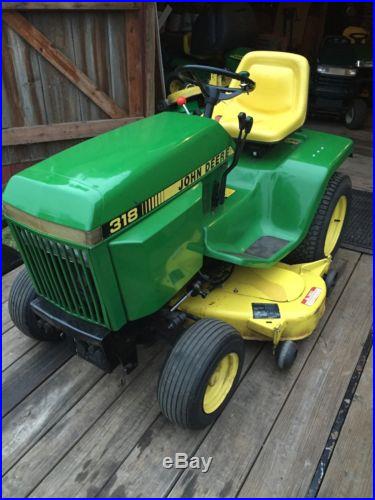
(324, 195), (347, 256)
(203, 352), (239, 414)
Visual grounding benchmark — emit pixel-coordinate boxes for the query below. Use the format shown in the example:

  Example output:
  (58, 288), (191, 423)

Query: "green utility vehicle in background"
(309, 28), (372, 129)
(4, 51), (352, 429)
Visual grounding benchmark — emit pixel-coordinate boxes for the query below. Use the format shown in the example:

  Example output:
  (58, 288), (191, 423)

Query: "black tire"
(158, 319), (244, 429)
(275, 341), (298, 370)
(345, 98), (367, 130)
(8, 269), (60, 341)
(285, 173), (352, 264)
(324, 268), (338, 296)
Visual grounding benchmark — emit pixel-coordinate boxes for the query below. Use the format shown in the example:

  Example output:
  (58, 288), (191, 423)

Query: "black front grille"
(10, 223), (106, 326)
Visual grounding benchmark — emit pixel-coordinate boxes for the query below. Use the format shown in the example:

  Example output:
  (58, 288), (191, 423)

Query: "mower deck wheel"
(157, 319), (244, 429)
(275, 340), (298, 370)
(324, 268), (338, 296)
(8, 269), (60, 341)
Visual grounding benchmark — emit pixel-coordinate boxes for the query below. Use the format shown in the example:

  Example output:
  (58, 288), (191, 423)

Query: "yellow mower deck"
(179, 258), (331, 345)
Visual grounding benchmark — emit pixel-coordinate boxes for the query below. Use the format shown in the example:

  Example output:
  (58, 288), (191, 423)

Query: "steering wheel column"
(175, 64), (256, 119)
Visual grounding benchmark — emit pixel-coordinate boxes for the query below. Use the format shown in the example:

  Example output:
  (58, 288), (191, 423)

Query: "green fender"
(203, 128), (353, 268)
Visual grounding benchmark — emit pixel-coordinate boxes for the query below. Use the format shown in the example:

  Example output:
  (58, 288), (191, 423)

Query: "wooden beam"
(2, 117), (142, 146)
(143, 3), (156, 116)
(2, 3), (139, 10)
(125, 9), (143, 116)
(3, 12), (127, 119)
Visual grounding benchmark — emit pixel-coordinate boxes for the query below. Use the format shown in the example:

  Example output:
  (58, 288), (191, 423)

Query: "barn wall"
(2, 2), (156, 186)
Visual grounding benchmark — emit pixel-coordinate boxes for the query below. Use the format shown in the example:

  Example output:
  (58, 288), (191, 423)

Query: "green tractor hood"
(3, 113), (233, 233)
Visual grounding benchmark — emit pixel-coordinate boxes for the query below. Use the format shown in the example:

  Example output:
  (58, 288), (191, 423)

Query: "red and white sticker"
(301, 287), (322, 306)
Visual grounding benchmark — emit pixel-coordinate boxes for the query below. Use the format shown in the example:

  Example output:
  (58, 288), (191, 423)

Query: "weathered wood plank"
(2, 326), (38, 370)
(338, 154), (373, 192)
(3, 343), (162, 497)
(3, 12), (127, 119)
(99, 344), (262, 498)
(107, 12), (130, 113)
(2, 24), (47, 127)
(97, 251), (358, 498)
(3, 117), (142, 145)
(70, 12), (111, 120)
(2, 21), (50, 167)
(2, 301), (13, 333)
(167, 250), (362, 498)
(2, 265), (24, 304)
(29, 352), (165, 497)
(318, 351), (373, 498)
(238, 254), (372, 498)
(125, 9), (143, 116)
(2, 339), (74, 416)
(28, 11), (82, 124)
(2, 3), (140, 10)
(143, 3), (156, 116)
(2, 354), (103, 474)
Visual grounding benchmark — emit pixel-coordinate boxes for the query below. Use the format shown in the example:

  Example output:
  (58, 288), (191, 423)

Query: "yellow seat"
(214, 51), (310, 143)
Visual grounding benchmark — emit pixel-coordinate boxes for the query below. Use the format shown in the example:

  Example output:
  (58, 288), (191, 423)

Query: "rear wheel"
(157, 319), (244, 429)
(8, 269), (60, 341)
(285, 173), (352, 264)
(345, 98), (367, 130)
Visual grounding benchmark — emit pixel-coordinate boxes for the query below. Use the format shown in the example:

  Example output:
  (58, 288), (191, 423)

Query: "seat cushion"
(214, 51), (309, 143)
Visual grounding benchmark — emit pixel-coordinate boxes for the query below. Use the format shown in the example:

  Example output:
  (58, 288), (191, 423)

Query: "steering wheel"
(323, 35), (350, 47)
(347, 32), (368, 44)
(175, 64), (256, 118)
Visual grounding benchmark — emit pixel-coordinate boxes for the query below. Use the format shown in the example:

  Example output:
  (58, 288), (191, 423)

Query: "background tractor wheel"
(284, 173), (352, 264)
(8, 269), (60, 341)
(345, 98), (367, 130)
(157, 319), (244, 429)
(275, 341), (298, 370)
(165, 72), (186, 95)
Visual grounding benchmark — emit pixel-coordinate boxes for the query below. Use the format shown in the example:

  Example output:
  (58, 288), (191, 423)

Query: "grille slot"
(10, 223), (106, 326)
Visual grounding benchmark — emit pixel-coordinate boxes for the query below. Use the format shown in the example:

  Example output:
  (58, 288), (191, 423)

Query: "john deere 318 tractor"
(4, 52), (352, 429)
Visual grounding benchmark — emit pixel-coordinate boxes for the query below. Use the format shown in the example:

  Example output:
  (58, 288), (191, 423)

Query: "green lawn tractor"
(4, 51), (352, 430)
(309, 28), (372, 129)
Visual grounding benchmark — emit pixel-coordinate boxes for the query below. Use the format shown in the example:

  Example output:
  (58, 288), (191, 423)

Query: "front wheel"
(157, 319), (244, 429)
(8, 269), (60, 341)
(285, 173), (352, 264)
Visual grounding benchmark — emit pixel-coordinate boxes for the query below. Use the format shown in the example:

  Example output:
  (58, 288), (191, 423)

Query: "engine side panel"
(109, 185), (204, 320)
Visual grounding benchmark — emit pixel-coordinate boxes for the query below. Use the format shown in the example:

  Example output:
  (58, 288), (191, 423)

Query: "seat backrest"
(233, 51), (309, 118)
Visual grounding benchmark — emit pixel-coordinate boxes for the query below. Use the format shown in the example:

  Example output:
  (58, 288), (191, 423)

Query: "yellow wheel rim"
(203, 353), (239, 414)
(324, 196), (347, 256)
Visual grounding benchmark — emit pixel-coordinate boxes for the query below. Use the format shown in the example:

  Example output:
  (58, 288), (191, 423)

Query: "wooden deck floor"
(2, 249), (372, 498)
(2, 119), (372, 498)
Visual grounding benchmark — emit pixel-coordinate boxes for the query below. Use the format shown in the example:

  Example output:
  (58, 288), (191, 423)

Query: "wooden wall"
(2, 2), (156, 186)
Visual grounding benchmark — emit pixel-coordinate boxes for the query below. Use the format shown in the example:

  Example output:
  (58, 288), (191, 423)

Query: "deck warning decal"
(252, 303), (281, 319)
(301, 287), (322, 306)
